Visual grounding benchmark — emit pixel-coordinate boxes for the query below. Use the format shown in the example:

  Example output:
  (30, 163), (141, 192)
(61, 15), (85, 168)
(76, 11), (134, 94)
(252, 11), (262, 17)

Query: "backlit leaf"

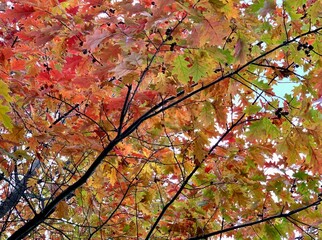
(173, 54), (190, 83)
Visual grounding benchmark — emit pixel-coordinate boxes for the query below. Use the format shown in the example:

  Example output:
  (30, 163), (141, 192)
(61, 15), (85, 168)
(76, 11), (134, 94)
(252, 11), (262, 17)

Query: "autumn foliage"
(1, 0), (322, 239)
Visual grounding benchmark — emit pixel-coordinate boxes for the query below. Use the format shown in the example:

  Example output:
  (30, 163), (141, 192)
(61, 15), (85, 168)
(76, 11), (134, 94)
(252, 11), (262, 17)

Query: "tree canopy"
(1, 0), (322, 239)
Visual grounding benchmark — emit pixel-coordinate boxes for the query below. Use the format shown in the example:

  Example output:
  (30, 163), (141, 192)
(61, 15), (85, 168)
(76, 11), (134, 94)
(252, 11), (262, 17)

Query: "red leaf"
(1, 5), (35, 22)
(205, 166), (212, 173)
(64, 55), (83, 71)
(224, 132), (236, 143)
(66, 6), (79, 15)
(104, 97), (125, 111)
(72, 76), (95, 88)
(135, 90), (158, 105)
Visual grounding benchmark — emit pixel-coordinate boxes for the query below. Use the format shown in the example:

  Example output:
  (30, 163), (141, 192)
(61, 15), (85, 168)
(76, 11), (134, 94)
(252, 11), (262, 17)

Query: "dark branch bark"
(0, 159), (40, 219)
(144, 113), (246, 239)
(9, 27), (322, 240)
(144, 27), (322, 239)
(188, 199), (322, 239)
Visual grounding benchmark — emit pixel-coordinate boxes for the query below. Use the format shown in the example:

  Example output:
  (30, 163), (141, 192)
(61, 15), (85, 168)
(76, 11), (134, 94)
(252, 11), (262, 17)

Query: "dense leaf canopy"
(1, 0), (322, 239)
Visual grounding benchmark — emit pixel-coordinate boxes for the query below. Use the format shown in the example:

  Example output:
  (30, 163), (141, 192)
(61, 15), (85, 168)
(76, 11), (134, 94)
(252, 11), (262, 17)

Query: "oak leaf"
(84, 28), (112, 52)
(234, 37), (247, 64)
(56, 201), (69, 219)
(0, 4), (35, 21)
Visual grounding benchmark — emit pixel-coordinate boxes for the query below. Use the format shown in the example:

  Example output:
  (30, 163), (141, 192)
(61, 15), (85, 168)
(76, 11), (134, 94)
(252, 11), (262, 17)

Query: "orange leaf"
(11, 59), (25, 71)
(56, 201), (69, 219)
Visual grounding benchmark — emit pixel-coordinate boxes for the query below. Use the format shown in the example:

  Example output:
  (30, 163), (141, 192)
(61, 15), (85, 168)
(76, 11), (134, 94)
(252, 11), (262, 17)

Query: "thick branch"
(0, 159), (40, 219)
(9, 27), (322, 240)
(143, 27), (322, 239)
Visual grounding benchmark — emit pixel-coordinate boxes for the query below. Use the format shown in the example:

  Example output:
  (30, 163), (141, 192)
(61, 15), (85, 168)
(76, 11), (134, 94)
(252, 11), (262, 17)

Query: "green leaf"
(247, 118), (280, 139)
(190, 59), (207, 82)
(297, 182), (311, 201)
(173, 51), (213, 83)
(123, 224), (130, 232)
(284, 0), (306, 20)
(173, 54), (190, 83)
(207, 47), (234, 64)
(293, 170), (309, 180)
(0, 80), (13, 131)
(190, 50), (213, 82)
(199, 101), (214, 127)
(0, 104), (13, 131)
(244, 105), (261, 115)
(0, 80), (13, 102)
(252, 79), (270, 90)
(264, 223), (280, 239)
(249, 0), (264, 13)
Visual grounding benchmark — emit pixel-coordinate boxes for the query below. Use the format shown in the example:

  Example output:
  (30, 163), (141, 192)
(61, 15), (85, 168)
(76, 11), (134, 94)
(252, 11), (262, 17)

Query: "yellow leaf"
(139, 202), (151, 216)
(13, 149), (31, 160)
(3, 125), (25, 143)
(27, 178), (38, 188)
(0, 80), (12, 102)
(193, 132), (209, 165)
(140, 164), (153, 184)
(208, 0), (239, 19)
(0, 103), (13, 131)
(123, 72), (139, 84)
(109, 168), (117, 186)
(140, 190), (154, 204)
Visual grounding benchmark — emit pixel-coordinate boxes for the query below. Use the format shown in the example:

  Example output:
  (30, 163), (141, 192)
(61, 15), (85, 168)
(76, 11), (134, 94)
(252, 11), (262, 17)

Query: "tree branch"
(9, 26), (322, 240)
(0, 159), (40, 219)
(188, 199), (322, 239)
